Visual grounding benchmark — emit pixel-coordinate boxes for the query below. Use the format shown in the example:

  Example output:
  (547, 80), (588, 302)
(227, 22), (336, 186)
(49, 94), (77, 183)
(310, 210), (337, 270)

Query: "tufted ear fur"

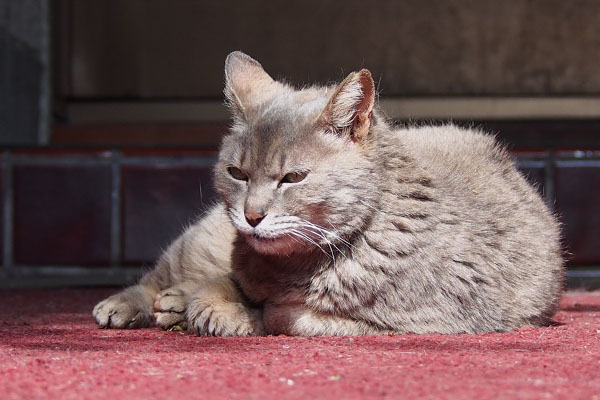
(319, 69), (376, 143)
(224, 51), (278, 120)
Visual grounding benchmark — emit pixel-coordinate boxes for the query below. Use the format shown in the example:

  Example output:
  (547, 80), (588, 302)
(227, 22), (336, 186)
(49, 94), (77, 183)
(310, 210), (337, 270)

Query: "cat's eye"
(227, 166), (248, 181)
(280, 171), (308, 185)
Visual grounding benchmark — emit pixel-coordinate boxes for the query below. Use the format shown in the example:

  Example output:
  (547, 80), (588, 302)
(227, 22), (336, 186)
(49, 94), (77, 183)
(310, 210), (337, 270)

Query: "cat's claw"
(187, 300), (263, 337)
(92, 289), (153, 329)
(153, 288), (188, 330)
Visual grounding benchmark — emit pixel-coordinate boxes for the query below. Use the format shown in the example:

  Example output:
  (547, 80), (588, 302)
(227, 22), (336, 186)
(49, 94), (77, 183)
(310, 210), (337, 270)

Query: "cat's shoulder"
(398, 123), (496, 146)
(392, 123), (508, 161)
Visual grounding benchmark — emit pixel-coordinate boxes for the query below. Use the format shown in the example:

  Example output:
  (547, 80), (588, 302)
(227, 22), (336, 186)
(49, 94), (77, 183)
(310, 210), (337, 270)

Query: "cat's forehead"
(256, 86), (331, 127)
(240, 115), (316, 170)
(241, 87), (328, 145)
(222, 86), (334, 170)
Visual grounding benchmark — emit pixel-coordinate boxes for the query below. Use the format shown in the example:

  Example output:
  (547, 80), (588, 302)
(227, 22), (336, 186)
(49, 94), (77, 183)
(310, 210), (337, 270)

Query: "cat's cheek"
(279, 186), (321, 217)
(214, 169), (247, 199)
(217, 184), (246, 217)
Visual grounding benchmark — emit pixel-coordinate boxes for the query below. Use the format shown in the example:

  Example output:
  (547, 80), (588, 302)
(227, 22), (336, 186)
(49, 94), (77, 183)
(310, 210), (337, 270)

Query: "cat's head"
(214, 51), (382, 256)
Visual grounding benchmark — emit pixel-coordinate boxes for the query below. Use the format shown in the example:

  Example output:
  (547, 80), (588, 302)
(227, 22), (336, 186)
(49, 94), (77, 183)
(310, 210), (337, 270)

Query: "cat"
(93, 51), (564, 336)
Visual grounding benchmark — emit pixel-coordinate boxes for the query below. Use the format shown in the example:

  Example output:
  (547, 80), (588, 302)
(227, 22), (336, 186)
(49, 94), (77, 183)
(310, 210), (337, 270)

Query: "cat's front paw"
(93, 287), (153, 329)
(187, 299), (263, 337)
(153, 288), (188, 330)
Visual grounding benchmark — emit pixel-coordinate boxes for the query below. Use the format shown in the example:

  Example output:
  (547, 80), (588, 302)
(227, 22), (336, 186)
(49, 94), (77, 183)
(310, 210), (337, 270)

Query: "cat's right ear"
(319, 69), (376, 143)
(224, 51), (277, 120)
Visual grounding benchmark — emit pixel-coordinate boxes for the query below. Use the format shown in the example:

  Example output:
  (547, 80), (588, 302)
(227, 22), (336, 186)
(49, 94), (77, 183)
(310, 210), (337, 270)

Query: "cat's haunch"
(93, 51), (564, 336)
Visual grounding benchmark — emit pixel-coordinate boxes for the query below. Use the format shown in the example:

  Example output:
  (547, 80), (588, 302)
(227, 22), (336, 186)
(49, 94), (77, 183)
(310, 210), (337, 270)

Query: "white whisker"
(226, 208), (354, 259)
(295, 219), (349, 259)
(300, 225), (342, 258)
(289, 228), (333, 259)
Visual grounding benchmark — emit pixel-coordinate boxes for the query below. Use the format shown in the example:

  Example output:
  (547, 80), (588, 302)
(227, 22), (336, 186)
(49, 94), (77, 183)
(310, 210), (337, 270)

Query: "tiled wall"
(0, 148), (598, 287)
(517, 150), (600, 272)
(1, 149), (218, 287)
(554, 153), (600, 265)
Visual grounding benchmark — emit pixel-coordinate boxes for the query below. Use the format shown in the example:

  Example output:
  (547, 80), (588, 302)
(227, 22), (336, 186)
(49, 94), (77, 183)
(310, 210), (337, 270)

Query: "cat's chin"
(243, 234), (301, 256)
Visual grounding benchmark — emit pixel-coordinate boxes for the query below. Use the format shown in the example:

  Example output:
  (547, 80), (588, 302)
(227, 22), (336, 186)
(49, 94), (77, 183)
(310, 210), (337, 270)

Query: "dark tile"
(518, 165), (546, 197)
(122, 165), (217, 265)
(514, 150), (547, 197)
(555, 161), (600, 265)
(14, 165), (112, 266)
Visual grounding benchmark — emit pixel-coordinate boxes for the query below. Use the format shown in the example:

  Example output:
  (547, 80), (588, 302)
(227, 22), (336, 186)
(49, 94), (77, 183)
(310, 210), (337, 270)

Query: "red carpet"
(1, 288), (599, 399)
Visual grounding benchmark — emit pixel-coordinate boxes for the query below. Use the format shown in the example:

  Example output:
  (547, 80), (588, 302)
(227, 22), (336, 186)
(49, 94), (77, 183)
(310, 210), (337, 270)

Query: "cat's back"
(391, 124), (545, 212)
(395, 124), (510, 183)
(363, 123), (564, 332)
(387, 124), (558, 240)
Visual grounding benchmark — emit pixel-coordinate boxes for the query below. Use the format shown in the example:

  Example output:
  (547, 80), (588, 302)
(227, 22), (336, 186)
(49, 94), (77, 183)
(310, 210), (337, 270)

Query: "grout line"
(110, 150), (122, 269)
(2, 151), (14, 272)
(0, 266), (144, 289)
(1, 265), (595, 289)
(11, 155), (113, 166)
(516, 160), (546, 168)
(554, 160), (600, 167)
(9, 155), (218, 167)
(567, 269), (600, 278)
(8, 265), (148, 275)
(9, 153), (600, 167)
(7, 264), (597, 276)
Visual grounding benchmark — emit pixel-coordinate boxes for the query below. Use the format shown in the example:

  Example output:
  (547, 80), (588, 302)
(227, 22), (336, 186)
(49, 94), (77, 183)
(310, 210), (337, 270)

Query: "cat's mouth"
(242, 232), (300, 255)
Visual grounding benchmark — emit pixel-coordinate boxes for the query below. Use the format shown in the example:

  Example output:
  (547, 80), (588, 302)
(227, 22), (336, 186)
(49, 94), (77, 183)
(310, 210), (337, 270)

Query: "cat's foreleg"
(93, 225), (210, 329)
(263, 304), (387, 336)
(187, 276), (264, 336)
(92, 251), (174, 329)
(93, 204), (235, 329)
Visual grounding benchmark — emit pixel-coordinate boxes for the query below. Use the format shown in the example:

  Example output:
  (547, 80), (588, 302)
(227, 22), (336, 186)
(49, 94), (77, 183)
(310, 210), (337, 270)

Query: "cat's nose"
(245, 210), (266, 227)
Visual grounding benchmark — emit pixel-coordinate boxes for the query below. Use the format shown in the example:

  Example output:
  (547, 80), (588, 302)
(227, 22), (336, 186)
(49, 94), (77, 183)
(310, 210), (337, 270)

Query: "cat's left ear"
(319, 69), (376, 143)
(224, 51), (278, 120)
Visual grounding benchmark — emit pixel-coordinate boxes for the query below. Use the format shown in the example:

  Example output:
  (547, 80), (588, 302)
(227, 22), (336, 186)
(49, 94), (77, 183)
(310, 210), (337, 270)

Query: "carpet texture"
(1, 288), (599, 399)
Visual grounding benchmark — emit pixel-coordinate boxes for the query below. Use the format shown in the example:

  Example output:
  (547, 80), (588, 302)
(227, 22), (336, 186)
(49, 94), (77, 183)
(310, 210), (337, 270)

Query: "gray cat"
(93, 51), (564, 336)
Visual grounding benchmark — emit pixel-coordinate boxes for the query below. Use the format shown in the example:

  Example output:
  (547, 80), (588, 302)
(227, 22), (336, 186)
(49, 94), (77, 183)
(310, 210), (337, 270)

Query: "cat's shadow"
(3, 327), (235, 353)
(4, 325), (568, 354)
(560, 304), (600, 312)
(353, 334), (566, 353)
